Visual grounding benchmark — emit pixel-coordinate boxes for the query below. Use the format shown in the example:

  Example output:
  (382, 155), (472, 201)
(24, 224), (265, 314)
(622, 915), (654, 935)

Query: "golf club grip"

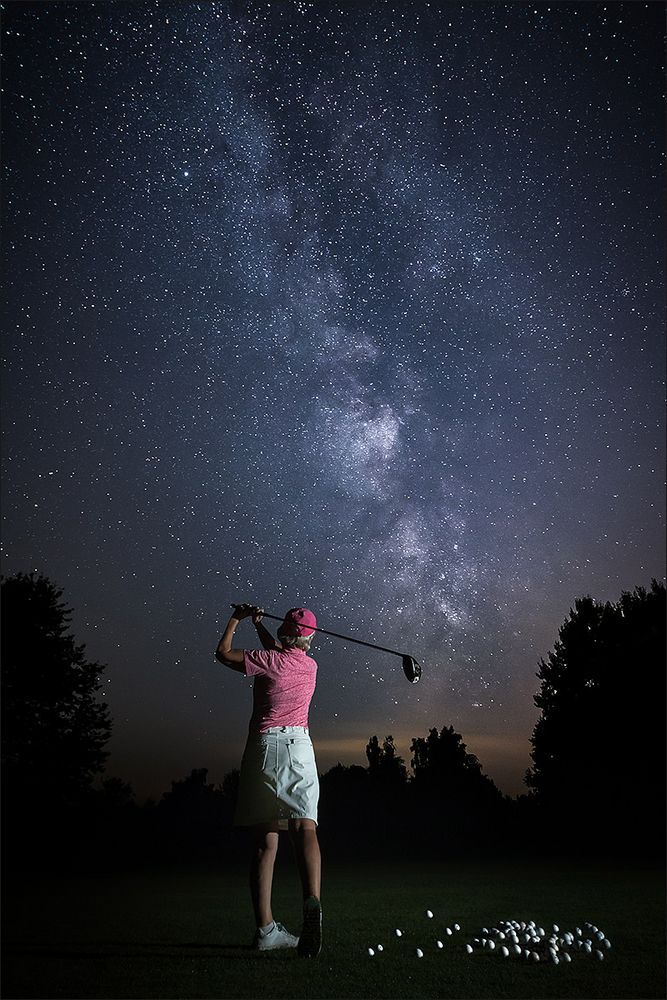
(229, 605), (407, 659)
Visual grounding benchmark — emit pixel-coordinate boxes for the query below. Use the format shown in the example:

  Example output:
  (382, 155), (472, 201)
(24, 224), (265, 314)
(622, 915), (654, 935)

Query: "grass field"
(2, 855), (664, 999)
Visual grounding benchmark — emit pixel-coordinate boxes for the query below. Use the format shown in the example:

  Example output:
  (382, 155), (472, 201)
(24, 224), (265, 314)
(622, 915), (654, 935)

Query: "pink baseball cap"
(279, 607), (317, 637)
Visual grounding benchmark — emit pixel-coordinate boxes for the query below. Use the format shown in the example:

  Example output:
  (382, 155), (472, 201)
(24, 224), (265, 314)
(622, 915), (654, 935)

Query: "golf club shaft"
(232, 606), (408, 660)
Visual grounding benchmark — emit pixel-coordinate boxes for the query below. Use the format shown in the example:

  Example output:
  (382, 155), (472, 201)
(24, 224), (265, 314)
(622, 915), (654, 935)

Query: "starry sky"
(2, 1), (665, 800)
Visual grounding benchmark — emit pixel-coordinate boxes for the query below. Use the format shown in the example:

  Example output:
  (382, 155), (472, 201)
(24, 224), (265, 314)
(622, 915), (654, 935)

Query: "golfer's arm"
(215, 616), (246, 672)
(254, 621), (283, 652)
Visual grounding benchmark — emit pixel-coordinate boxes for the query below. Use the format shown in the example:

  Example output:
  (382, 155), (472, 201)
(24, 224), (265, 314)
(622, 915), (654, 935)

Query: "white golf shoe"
(253, 921), (299, 951)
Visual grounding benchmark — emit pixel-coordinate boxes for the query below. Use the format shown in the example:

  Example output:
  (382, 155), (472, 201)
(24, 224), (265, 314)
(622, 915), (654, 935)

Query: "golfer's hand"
(251, 606), (264, 625)
(231, 603), (253, 621)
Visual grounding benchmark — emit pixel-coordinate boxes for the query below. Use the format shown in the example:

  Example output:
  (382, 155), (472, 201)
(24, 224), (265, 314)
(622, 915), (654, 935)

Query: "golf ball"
(501, 946), (509, 958)
(487, 940), (495, 951)
(377, 944), (383, 952)
(553, 924), (559, 933)
(562, 952), (571, 963)
(446, 927), (453, 936)
(454, 923), (461, 931)
(513, 944), (522, 956)
(416, 948), (424, 958)
(395, 929), (402, 937)
(436, 940), (444, 949)
(425, 910), (434, 919)
(531, 951), (540, 963)
(465, 944), (473, 954)
(603, 939), (611, 949)
(595, 950), (604, 961)
(368, 948), (375, 957)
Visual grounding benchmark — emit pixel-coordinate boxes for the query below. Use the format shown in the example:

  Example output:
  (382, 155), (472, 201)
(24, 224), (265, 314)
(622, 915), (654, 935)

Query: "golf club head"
(402, 655), (421, 683)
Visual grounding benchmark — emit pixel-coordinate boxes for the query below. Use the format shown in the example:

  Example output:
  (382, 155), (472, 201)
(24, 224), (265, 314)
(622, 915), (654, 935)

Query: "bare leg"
(288, 818), (321, 901)
(250, 823), (279, 928)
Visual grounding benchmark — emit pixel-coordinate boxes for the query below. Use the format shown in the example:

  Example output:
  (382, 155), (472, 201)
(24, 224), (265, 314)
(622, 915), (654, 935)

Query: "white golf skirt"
(234, 726), (320, 828)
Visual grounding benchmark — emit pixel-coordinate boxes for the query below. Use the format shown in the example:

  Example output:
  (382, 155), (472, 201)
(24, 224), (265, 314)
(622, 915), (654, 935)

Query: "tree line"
(1, 572), (664, 868)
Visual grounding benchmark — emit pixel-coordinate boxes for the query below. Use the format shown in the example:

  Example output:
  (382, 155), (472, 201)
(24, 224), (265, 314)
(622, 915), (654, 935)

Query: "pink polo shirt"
(243, 647), (318, 733)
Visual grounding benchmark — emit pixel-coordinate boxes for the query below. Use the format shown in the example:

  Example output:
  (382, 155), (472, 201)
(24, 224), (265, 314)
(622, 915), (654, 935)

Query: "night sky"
(2, 1), (665, 800)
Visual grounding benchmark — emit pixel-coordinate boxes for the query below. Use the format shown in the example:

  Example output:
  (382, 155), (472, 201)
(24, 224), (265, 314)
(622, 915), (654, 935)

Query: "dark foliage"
(1, 573), (112, 862)
(525, 580), (666, 855)
(407, 726), (508, 852)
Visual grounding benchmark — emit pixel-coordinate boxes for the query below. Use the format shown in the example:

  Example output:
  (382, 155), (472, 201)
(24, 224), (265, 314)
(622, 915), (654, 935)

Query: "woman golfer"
(216, 603), (322, 957)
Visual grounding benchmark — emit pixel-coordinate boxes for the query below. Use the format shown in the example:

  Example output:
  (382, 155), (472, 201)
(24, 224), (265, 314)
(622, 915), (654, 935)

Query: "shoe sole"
(298, 897), (322, 958)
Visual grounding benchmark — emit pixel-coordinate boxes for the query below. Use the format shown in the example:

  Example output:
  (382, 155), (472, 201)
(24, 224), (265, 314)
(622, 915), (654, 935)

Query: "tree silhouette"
(410, 725), (501, 805)
(407, 726), (505, 850)
(526, 580), (666, 852)
(366, 734), (408, 788)
(1, 573), (112, 811)
(157, 768), (226, 857)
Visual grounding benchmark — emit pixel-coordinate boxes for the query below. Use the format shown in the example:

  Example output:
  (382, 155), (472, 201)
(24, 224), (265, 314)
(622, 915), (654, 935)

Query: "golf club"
(231, 605), (422, 683)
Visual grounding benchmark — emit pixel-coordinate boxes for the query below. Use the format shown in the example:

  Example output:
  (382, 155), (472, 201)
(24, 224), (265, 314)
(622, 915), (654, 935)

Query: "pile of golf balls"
(464, 919), (612, 964)
(366, 911), (611, 965)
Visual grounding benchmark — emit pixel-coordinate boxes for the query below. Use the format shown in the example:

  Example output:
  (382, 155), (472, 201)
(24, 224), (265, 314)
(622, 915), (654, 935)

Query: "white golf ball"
(425, 910), (434, 919)
(513, 944), (522, 955)
(368, 948), (375, 957)
(377, 944), (383, 952)
(416, 948), (424, 958)
(603, 939), (611, 949)
(498, 931), (506, 940)
(553, 924), (559, 933)
(501, 946), (509, 957)
(454, 923), (461, 931)
(595, 950), (604, 961)
(552, 954), (560, 965)
(446, 927), (453, 936)
(531, 951), (540, 963)
(395, 929), (402, 937)
(465, 944), (473, 954)
(562, 952), (571, 963)
(488, 940), (495, 951)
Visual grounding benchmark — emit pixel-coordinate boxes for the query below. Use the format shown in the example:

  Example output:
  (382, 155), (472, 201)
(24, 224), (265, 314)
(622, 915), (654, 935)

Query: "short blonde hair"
(278, 633), (313, 652)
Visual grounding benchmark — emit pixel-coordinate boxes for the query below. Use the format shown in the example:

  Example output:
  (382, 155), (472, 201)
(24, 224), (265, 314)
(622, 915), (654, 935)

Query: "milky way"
(2, 1), (664, 797)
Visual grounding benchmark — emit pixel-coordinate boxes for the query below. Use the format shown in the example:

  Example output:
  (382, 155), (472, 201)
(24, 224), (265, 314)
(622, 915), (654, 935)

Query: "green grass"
(2, 856), (665, 999)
